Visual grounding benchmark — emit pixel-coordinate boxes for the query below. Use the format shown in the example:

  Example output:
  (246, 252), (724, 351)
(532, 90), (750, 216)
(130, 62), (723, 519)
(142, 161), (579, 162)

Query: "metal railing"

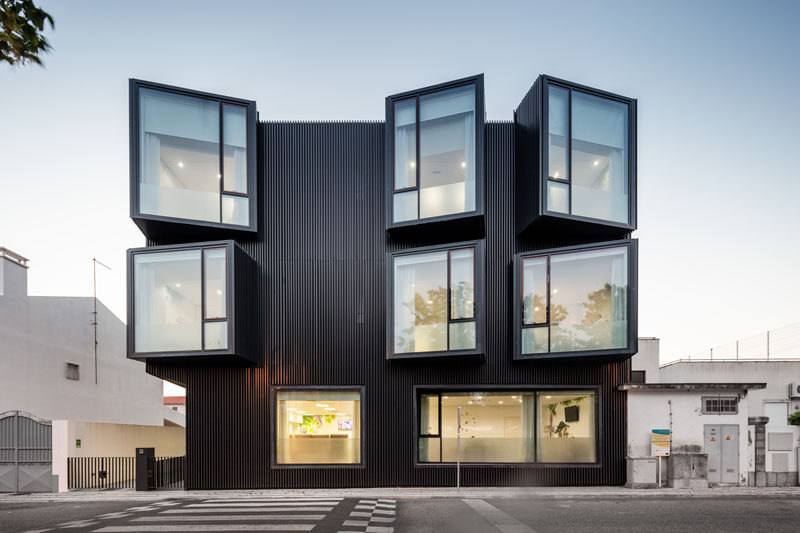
(67, 456), (184, 490)
(665, 322), (800, 365)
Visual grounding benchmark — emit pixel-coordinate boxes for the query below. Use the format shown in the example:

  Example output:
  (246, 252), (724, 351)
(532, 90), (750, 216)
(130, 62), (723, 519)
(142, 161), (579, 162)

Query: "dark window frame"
(513, 239), (638, 361)
(629, 370), (646, 384)
(412, 385), (603, 468)
(701, 395), (739, 415)
(127, 240), (237, 360)
(386, 240), (485, 360)
(540, 75), (637, 232)
(269, 385), (366, 469)
(129, 79), (258, 234)
(385, 74), (485, 231)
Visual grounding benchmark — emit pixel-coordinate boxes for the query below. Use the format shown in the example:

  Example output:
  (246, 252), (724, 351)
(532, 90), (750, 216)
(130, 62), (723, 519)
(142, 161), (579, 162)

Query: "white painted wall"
(659, 360), (800, 473)
(630, 337), (661, 381)
(0, 254), (165, 425)
(627, 390), (750, 486)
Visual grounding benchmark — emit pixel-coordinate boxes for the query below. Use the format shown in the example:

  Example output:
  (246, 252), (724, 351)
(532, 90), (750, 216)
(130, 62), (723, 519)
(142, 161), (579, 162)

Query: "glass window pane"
(420, 394), (439, 435)
(522, 257), (547, 325)
(450, 248), (474, 319)
(419, 85), (476, 218)
(449, 321), (476, 350)
(548, 86), (568, 180)
(522, 327), (548, 355)
(547, 181), (569, 214)
(394, 251), (448, 353)
(550, 246), (628, 353)
(221, 194), (249, 226)
(439, 392), (535, 463)
(203, 248), (226, 319)
(276, 390), (361, 464)
(203, 321), (228, 350)
(393, 190), (418, 223)
(394, 99), (417, 190)
(536, 391), (597, 463)
(571, 92), (629, 224)
(134, 249), (201, 352)
(139, 88), (220, 223)
(223, 104), (248, 194)
(419, 437), (441, 462)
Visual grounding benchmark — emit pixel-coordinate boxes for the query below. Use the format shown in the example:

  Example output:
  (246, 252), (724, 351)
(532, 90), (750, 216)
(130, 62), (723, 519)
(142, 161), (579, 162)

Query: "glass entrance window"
(391, 82), (477, 223)
(275, 389), (362, 465)
(418, 390), (598, 464)
(536, 391), (597, 463)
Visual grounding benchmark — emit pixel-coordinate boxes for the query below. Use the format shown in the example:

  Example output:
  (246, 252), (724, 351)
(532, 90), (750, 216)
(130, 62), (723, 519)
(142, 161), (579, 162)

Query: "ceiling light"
(215, 289), (222, 295)
(461, 161), (466, 168)
(534, 307), (539, 312)
(511, 396), (517, 399)
(410, 161), (416, 168)
(175, 283), (181, 287)
(553, 172), (559, 178)
(178, 161), (184, 168)
(498, 401), (504, 404)
(518, 399), (523, 403)
(468, 401), (473, 404)
(316, 403), (329, 407)
(545, 395), (552, 399)
(593, 160), (599, 166)
(217, 173), (222, 179)
(324, 407), (336, 411)
(552, 288), (558, 294)
(442, 396), (449, 399)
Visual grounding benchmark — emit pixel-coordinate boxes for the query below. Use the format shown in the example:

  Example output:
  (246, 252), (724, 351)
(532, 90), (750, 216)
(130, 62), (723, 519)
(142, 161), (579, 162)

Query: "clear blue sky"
(1, 0), (799, 363)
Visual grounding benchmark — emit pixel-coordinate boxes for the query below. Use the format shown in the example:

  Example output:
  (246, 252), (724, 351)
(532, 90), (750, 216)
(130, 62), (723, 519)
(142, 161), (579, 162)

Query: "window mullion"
(415, 96), (420, 219)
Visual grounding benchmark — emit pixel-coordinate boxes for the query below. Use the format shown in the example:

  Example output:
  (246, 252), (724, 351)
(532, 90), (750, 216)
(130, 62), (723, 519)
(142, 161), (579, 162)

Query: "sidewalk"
(2, 485), (799, 503)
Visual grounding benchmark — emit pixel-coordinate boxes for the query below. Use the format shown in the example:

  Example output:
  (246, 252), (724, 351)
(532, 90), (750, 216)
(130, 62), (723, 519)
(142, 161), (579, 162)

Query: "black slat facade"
(145, 120), (631, 488)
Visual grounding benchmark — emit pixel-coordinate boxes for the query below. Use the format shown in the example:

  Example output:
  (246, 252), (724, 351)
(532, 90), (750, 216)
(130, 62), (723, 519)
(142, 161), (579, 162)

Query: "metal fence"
(67, 456), (184, 490)
(670, 322), (800, 364)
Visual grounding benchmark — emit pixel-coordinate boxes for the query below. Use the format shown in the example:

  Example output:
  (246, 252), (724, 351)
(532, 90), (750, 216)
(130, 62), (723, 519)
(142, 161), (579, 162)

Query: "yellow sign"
(651, 429), (671, 457)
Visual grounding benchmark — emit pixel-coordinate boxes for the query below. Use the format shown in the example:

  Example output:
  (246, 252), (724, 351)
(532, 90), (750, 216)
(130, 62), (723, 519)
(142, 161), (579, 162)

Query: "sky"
(1, 0), (799, 370)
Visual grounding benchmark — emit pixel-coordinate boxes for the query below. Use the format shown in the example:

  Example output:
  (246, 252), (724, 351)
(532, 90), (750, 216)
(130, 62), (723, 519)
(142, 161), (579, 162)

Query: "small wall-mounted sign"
(75, 439), (81, 448)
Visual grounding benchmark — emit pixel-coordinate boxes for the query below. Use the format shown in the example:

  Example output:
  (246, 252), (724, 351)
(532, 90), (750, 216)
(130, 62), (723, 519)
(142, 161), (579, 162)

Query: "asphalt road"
(1, 496), (800, 532)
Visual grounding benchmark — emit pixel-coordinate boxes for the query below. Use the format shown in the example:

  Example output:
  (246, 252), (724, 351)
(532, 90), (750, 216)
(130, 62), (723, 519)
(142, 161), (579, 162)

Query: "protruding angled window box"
(127, 240), (257, 364)
(386, 75), (485, 238)
(515, 75), (636, 237)
(387, 240), (485, 360)
(513, 239), (637, 361)
(129, 79), (257, 241)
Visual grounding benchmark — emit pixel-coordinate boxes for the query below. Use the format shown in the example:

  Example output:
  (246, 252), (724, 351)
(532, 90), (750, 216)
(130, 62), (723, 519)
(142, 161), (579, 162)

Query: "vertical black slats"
(143, 120), (631, 488)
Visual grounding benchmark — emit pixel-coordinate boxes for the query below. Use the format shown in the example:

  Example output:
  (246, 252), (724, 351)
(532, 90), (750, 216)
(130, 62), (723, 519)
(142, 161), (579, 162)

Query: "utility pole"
(93, 258), (112, 385)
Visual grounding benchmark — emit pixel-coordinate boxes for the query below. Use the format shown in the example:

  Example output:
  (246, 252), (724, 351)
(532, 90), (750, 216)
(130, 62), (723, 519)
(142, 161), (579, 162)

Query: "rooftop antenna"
(93, 258), (111, 385)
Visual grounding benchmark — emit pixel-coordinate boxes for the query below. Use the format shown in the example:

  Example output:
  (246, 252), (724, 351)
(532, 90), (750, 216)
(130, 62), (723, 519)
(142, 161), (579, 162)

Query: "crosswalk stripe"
(161, 508), (334, 514)
(373, 509), (395, 515)
(92, 526), (315, 532)
(186, 502), (339, 508)
(133, 515), (324, 522)
(203, 496), (344, 503)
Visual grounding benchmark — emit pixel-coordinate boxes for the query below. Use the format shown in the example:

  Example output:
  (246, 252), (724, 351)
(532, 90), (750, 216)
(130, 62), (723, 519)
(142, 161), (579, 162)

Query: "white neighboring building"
(0, 247), (173, 425)
(626, 337), (799, 487)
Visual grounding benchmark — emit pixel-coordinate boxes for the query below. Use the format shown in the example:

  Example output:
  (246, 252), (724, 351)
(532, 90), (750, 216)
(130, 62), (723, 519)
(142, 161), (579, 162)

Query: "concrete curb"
(2, 486), (799, 503)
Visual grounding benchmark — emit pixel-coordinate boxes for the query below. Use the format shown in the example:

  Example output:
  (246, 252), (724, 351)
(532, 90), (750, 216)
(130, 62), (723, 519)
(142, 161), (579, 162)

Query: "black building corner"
(129, 73), (638, 488)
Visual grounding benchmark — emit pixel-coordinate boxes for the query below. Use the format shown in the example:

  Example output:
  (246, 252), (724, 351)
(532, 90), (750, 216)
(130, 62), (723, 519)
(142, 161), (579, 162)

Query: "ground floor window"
(275, 388), (362, 465)
(418, 389), (597, 464)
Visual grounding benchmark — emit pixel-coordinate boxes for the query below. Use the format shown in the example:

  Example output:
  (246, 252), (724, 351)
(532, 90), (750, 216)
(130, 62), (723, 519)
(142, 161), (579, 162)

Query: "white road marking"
(125, 506), (159, 512)
(203, 498), (342, 503)
(186, 502), (340, 508)
(349, 511), (371, 517)
(98, 512), (132, 520)
(370, 516), (395, 523)
(462, 499), (536, 533)
(161, 507), (334, 514)
(365, 527), (393, 533)
(373, 509), (395, 515)
(152, 501), (181, 507)
(133, 515), (324, 522)
(59, 519), (100, 528)
(92, 526), (315, 532)
(21, 529), (51, 533)
(343, 520), (369, 527)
